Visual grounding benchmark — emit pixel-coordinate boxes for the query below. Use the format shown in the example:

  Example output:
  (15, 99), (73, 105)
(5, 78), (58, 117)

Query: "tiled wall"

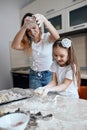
(70, 34), (87, 67)
(10, 34), (87, 68)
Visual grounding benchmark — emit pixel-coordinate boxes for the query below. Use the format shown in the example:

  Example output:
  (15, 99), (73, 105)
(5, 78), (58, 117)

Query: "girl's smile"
(53, 46), (69, 66)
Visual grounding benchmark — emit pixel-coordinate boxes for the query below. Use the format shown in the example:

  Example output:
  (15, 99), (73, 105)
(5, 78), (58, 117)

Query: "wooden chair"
(78, 86), (87, 100)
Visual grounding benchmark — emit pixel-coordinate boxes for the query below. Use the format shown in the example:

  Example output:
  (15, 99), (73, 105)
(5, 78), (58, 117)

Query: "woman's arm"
(11, 16), (31, 50)
(11, 26), (27, 50)
(34, 14), (60, 42)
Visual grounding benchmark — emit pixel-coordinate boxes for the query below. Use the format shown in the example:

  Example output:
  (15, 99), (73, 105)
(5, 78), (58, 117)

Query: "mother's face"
(28, 23), (40, 39)
(25, 16), (40, 39)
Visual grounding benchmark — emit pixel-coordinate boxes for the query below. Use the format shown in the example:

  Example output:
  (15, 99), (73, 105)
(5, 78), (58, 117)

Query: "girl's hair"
(53, 38), (81, 88)
(21, 13), (42, 55)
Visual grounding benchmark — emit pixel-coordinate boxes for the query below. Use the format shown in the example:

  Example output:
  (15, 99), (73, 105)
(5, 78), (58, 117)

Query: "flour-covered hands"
(23, 16), (36, 30)
(34, 86), (51, 96)
(34, 87), (45, 95)
(33, 14), (47, 27)
(42, 86), (58, 97)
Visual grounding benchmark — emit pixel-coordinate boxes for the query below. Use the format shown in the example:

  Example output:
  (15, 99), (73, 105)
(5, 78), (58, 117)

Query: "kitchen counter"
(80, 69), (87, 79)
(11, 67), (87, 79)
(11, 67), (30, 74)
(0, 88), (87, 130)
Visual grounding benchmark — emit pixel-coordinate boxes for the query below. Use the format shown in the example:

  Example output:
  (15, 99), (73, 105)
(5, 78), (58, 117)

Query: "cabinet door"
(39, 0), (65, 16)
(45, 10), (66, 34)
(65, 1), (87, 32)
(12, 73), (22, 87)
(12, 73), (29, 89)
(81, 79), (87, 86)
(64, 0), (85, 8)
(20, 0), (40, 20)
(20, 74), (29, 88)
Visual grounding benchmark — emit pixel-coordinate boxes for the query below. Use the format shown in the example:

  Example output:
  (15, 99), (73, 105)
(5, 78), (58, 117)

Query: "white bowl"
(0, 113), (30, 130)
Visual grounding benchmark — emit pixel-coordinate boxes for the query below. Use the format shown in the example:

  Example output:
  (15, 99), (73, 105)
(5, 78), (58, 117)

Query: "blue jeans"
(29, 68), (52, 89)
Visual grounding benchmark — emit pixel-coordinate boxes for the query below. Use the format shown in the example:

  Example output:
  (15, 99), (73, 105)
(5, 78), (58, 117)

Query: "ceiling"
(19, 0), (33, 8)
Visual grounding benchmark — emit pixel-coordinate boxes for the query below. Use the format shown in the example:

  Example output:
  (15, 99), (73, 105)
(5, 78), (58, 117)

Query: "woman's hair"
(53, 38), (81, 88)
(21, 13), (33, 54)
(21, 13), (42, 55)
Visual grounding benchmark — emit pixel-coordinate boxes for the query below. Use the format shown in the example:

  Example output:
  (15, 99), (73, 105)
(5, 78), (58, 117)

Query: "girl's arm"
(41, 72), (57, 95)
(34, 14), (60, 42)
(34, 72), (57, 95)
(43, 76), (72, 95)
(50, 78), (73, 92)
(44, 72), (57, 88)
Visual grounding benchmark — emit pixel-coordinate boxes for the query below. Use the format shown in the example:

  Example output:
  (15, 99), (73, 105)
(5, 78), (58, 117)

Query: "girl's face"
(53, 46), (69, 66)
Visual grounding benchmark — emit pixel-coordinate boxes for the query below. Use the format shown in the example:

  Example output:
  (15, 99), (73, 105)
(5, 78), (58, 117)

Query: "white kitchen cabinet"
(39, 0), (85, 16)
(64, 0), (85, 8)
(45, 0), (87, 34)
(65, 0), (87, 32)
(20, 0), (87, 34)
(39, 0), (65, 16)
(20, 0), (40, 20)
(45, 10), (66, 34)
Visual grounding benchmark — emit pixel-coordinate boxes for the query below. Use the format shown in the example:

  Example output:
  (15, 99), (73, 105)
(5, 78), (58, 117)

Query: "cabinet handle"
(13, 74), (19, 76)
(72, 0), (76, 1)
(22, 75), (28, 78)
(73, 24), (85, 29)
(45, 9), (55, 14)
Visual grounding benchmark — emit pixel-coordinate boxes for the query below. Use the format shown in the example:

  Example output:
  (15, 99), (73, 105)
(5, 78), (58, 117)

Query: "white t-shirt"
(50, 61), (79, 98)
(31, 32), (53, 71)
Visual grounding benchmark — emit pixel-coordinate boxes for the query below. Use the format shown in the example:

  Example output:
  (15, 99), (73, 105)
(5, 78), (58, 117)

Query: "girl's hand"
(34, 87), (45, 95)
(42, 88), (49, 96)
(33, 14), (47, 27)
(42, 86), (56, 96)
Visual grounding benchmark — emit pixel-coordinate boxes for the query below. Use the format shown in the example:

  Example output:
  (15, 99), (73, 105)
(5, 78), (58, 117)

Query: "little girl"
(35, 38), (81, 98)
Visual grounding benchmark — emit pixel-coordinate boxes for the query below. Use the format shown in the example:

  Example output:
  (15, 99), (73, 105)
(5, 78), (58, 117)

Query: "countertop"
(11, 67), (87, 79)
(11, 67), (30, 74)
(80, 69), (87, 79)
(0, 88), (87, 130)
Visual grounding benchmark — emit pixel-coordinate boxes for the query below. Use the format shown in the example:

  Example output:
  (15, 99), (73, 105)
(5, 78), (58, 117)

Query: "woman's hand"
(23, 16), (36, 30)
(34, 13), (60, 41)
(23, 16), (30, 29)
(33, 14), (47, 27)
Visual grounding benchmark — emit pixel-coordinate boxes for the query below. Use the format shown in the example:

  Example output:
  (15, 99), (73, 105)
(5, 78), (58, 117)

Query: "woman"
(11, 13), (60, 89)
